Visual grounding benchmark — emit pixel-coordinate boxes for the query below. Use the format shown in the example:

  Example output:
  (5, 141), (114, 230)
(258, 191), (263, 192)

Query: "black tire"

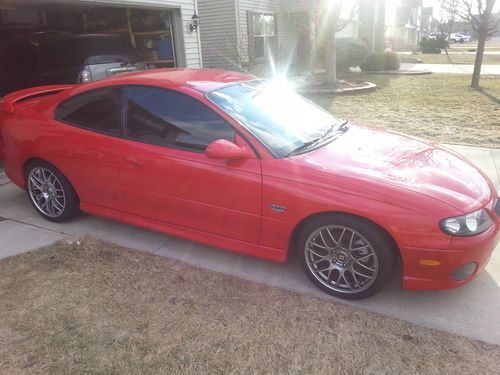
(298, 213), (397, 300)
(25, 160), (80, 223)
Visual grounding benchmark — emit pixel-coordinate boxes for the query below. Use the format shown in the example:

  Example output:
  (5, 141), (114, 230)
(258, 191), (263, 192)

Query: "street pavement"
(0, 144), (499, 345)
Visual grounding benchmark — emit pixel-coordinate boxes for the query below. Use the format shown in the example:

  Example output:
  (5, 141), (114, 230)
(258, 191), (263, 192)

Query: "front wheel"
(25, 161), (80, 222)
(298, 214), (397, 300)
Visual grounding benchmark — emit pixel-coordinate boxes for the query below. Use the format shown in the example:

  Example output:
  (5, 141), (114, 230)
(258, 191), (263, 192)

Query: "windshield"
(207, 80), (344, 158)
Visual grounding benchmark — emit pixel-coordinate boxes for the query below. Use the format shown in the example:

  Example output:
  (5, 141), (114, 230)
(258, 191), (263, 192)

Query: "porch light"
(189, 12), (200, 32)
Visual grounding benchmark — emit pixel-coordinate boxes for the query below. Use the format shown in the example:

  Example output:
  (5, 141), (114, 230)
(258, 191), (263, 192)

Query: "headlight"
(440, 209), (493, 236)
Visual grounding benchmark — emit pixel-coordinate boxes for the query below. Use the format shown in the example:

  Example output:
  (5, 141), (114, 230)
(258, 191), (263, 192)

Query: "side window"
(126, 86), (235, 152)
(55, 87), (124, 136)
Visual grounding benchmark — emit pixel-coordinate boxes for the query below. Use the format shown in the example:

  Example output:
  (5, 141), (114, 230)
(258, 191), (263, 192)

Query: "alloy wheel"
(28, 167), (66, 218)
(304, 225), (379, 294)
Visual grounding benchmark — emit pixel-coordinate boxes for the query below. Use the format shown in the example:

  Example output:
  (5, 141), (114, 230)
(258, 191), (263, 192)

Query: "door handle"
(124, 156), (143, 168)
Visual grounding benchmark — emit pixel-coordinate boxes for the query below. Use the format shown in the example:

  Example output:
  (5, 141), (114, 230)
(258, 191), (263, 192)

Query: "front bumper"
(401, 200), (500, 290)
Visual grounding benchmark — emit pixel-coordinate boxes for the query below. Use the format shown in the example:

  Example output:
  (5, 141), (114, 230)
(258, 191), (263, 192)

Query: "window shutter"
(247, 11), (255, 63)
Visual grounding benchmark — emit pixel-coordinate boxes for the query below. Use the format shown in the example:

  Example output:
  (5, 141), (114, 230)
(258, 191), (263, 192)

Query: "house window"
(252, 13), (275, 59)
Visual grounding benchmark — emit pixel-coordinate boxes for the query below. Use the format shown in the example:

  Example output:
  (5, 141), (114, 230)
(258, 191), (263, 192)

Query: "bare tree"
(442, 0), (499, 88)
(322, 0), (359, 85)
(438, 0), (459, 60)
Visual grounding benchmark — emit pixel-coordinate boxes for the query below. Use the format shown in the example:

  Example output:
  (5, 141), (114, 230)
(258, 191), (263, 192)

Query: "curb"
(298, 81), (377, 95)
(358, 70), (431, 76)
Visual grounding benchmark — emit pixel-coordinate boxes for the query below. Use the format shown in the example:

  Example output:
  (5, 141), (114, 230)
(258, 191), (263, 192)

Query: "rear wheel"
(298, 214), (397, 300)
(25, 161), (79, 222)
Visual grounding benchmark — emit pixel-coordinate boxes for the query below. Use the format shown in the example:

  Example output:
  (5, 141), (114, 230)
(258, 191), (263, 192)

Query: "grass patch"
(1, 238), (499, 374)
(311, 74), (500, 148)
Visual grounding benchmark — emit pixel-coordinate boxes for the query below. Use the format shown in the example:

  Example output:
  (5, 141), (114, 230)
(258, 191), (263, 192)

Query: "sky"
(422, 0), (500, 18)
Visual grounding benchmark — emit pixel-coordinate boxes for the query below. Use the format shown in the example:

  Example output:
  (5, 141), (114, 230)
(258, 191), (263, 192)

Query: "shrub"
(359, 52), (401, 71)
(312, 38), (368, 73)
(420, 37), (446, 53)
(335, 38), (368, 73)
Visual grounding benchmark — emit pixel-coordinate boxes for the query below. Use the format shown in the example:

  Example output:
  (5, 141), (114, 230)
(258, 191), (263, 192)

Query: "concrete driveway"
(1, 144), (499, 345)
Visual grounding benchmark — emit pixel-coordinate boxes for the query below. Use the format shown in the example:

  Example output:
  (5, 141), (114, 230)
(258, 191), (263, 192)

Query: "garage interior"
(0, 0), (186, 69)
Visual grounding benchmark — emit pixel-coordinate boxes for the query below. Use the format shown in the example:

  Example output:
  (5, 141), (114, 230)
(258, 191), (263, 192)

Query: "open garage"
(0, 0), (202, 95)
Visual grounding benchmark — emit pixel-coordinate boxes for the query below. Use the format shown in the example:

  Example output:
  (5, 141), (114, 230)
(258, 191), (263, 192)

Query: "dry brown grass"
(1, 238), (499, 374)
(311, 74), (500, 148)
(413, 53), (500, 65)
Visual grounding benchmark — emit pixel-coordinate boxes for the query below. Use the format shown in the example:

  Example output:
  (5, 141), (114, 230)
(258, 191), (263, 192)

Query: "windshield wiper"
(285, 138), (323, 157)
(285, 121), (350, 158)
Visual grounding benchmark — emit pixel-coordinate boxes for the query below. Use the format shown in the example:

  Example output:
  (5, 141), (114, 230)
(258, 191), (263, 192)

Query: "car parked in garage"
(0, 31), (147, 96)
(0, 69), (498, 299)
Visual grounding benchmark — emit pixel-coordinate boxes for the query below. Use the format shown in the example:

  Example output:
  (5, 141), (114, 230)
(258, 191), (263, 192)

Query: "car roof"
(103, 68), (256, 93)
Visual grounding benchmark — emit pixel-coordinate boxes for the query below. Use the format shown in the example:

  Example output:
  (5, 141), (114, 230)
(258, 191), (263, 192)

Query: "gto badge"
(269, 204), (287, 213)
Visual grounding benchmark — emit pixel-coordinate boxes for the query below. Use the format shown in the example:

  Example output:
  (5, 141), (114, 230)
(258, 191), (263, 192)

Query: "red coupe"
(0, 69), (498, 299)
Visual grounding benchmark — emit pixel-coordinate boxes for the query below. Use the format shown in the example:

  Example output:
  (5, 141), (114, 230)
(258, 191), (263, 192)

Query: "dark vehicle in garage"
(0, 31), (147, 96)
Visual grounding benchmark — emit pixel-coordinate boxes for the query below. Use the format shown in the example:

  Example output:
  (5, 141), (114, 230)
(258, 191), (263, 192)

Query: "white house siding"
(237, 0), (281, 65)
(198, 0), (238, 70)
(74, 0), (202, 68)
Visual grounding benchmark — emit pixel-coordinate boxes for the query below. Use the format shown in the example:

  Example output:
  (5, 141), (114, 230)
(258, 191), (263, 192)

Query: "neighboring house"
(385, 0), (423, 49)
(198, 0), (359, 72)
(358, 0), (385, 52)
(198, 0), (280, 71)
(420, 6), (439, 37)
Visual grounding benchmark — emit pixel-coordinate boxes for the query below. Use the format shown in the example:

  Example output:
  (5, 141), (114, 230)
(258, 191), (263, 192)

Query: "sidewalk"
(0, 144), (499, 345)
(401, 63), (500, 74)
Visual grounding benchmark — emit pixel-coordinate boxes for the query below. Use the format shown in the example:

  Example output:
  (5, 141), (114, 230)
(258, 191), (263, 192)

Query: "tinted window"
(126, 86), (235, 152)
(55, 87), (123, 136)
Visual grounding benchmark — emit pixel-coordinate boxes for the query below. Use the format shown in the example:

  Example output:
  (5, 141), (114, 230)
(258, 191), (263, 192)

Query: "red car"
(0, 69), (498, 299)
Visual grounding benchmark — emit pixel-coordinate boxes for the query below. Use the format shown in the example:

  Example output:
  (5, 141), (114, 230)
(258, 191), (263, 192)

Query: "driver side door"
(116, 85), (262, 243)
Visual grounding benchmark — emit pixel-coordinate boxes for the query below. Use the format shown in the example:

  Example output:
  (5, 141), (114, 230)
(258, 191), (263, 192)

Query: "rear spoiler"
(1, 85), (74, 114)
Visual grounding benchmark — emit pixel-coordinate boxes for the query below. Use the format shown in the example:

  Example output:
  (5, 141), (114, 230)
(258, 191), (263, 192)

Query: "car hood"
(290, 124), (495, 213)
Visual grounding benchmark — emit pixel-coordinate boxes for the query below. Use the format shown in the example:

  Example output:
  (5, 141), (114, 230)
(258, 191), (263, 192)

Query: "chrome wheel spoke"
(351, 270), (361, 288)
(309, 242), (330, 252)
(341, 273), (353, 290)
(348, 231), (355, 250)
(351, 268), (374, 280)
(336, 228), (346, 245)
(318, 230), (329, 248)
(52, 199), (64, 211)
(355, 261), (376, 273)
(325, 227), (338, 246)
(353, 253), (373, 262)
(314, 263), (331, 272)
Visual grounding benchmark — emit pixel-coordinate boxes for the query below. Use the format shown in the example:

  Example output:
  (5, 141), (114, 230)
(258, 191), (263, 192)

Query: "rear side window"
(55, 87), (124, 136)
(126, 86), (235, 152)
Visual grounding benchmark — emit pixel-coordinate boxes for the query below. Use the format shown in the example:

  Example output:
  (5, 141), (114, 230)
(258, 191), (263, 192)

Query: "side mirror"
(206, 139), (252, 160)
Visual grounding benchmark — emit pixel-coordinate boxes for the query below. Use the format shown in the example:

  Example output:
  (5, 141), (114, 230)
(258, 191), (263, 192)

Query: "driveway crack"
(3, 218), (74, 237)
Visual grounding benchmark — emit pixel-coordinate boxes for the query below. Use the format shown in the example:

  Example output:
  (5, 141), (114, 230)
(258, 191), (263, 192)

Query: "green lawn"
(311, 74), (500, 148)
